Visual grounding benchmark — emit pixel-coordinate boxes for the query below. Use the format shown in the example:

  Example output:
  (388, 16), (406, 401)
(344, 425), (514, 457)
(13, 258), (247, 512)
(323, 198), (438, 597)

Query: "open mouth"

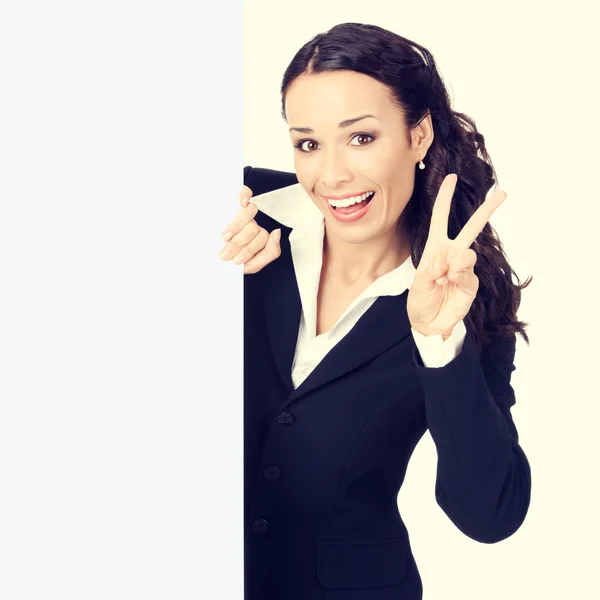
(328, 191), (375, 213)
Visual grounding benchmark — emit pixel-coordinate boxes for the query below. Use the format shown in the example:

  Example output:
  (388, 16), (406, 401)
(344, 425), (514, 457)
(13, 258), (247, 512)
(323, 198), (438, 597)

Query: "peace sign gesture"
(406, 174), (507, 339)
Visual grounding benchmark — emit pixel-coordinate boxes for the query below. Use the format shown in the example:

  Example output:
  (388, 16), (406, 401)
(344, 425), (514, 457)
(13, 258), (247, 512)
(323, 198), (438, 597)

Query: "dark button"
(251, 518), (269, 535)
(276, 411), (295, 425)
(264, 465), (282, 481)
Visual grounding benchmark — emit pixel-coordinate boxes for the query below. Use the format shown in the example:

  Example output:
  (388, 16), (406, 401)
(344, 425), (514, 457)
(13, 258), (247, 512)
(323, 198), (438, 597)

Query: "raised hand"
(406, 174), (507, 339)
(219, 185), (282, 274)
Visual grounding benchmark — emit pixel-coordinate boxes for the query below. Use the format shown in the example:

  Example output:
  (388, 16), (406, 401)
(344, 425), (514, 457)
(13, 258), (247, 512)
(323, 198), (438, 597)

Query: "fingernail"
(273, 228), (281, 242)
(436, 275), (448, 285)
(233, 254), (244, 264)
(219, 247), (231, 260)
(221, 231), (233, 242)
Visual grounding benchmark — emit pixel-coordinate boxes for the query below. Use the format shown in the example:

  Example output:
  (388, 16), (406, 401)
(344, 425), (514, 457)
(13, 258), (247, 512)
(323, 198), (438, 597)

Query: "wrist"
(411, 323), (453, 342)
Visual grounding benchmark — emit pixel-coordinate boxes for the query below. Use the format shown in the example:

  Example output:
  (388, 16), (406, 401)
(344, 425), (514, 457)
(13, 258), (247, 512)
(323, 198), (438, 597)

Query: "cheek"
(382, 172), (414, 218)
(294, 163), (318, 190)
(374, 144), (412, 179)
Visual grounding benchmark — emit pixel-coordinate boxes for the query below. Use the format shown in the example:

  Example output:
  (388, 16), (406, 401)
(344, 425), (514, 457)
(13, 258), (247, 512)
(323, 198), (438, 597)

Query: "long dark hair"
(279, 22), (532, 354)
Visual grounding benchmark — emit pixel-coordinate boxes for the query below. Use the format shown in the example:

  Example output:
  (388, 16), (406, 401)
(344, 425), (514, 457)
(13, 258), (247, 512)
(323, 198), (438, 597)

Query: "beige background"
(244, 1), (600, 597)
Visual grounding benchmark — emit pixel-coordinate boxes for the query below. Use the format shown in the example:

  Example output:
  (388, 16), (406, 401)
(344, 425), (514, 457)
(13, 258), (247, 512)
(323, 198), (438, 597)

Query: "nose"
(319, 150), (353, 191)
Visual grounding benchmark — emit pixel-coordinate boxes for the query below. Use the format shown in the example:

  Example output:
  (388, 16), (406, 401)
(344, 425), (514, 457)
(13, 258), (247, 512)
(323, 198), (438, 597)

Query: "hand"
(218, 185), (282, 274)
(406, 173), (507, 338)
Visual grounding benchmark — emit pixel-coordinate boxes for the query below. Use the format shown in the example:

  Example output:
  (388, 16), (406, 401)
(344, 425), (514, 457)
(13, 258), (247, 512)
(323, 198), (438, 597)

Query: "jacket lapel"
(262, 234), (413, 405)
(262, 225), (302, 393)
(283, 293), (412, 407)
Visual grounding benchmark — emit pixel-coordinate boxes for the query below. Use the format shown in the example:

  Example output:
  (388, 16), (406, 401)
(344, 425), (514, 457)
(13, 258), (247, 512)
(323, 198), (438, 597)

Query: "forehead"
(285, 71), (401, 128)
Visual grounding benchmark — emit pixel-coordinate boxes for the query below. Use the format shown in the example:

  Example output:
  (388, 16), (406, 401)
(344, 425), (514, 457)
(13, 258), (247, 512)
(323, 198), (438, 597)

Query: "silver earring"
(418, 159), (425, 170)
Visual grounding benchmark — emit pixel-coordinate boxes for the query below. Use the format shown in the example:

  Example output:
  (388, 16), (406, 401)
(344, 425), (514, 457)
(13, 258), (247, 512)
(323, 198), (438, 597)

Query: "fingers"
(451, 248), (477, 272)
(453, 189), (507, 250)
(219, 217), (262, 260)
(239, 185), (253, 208)
(218, 184), (281, 274)
(221, 201), (258, 243)
(231, 226), (269, 265)
(243, 229), (282, 274)
(219, 218), (262, 261)
(447, 269), (479, 297)
(436, 249), (477, 286)
(432, 253), (450, 285)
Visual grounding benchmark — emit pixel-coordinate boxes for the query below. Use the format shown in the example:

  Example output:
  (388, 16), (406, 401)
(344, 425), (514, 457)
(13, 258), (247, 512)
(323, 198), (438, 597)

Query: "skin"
(220, 70), (507, 340)
(285, 70), (432, 284)
(219, 186), (281, 274)
(406, 173), (506, 340)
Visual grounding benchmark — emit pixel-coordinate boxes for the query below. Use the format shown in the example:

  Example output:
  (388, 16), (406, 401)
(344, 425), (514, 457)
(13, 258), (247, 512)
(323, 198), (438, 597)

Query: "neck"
(322, 224), (411, 285)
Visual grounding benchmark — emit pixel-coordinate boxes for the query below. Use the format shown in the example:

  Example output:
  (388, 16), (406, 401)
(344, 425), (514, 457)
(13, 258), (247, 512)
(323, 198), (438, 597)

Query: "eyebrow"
(289, 114), (379, 134)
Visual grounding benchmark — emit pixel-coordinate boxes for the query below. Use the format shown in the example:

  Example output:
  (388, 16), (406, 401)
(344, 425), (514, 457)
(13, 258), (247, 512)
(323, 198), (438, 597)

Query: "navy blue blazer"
(243, 165), (531, 600)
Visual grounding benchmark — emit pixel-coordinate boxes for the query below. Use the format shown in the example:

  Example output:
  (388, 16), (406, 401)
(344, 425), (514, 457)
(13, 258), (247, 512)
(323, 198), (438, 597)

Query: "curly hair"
(279, 22), (532, 355)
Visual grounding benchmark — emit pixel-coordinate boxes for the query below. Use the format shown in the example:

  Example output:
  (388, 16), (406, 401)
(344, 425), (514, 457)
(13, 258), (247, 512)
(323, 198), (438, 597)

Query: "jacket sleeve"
(412, 327), (531, 543)
(243, 164), (298, 197)
(412, 319), (467, 368)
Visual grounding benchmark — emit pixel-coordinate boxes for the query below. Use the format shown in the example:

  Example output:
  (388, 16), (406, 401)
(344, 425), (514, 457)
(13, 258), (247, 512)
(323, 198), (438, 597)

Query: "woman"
(220, 23), (532, 600)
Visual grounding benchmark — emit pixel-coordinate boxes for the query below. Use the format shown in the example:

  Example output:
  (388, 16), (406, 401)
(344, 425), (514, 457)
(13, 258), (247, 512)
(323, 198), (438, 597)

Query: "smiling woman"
(233, 21), (533, 600)
(278, 43), (531, 351)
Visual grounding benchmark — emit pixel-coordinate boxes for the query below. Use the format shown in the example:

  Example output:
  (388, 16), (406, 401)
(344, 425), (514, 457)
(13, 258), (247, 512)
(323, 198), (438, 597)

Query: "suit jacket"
(243, 166), (531, 600)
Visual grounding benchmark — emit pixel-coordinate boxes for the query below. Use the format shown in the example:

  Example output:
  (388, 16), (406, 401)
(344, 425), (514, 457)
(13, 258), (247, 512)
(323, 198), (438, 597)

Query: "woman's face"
(285, 70), (432, 246)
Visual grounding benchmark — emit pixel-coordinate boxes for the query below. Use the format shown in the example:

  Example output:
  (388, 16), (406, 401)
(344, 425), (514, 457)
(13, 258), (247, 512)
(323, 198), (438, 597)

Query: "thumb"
(267, 228), (282, 253)
(431, 255), (450, 285)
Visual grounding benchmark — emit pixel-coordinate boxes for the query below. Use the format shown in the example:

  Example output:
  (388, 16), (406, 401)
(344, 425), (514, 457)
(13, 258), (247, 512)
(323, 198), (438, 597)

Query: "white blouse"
(250, 183), (467, 389)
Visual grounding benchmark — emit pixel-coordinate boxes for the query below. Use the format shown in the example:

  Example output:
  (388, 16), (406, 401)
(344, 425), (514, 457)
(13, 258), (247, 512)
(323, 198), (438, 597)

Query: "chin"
(330, 224), (380, 244)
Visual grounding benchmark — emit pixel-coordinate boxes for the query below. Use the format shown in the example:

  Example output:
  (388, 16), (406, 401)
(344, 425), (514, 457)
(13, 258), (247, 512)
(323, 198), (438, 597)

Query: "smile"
(325, 191), (376, 223)
(326, 191), (375, 208)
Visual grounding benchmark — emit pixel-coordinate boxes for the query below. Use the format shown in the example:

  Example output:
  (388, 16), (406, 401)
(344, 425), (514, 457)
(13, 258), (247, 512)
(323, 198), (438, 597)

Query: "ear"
(410, 111), (434, 157)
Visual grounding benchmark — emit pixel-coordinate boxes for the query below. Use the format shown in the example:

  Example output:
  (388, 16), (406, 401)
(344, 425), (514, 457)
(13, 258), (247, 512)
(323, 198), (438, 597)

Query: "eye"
(294, 139), (320, 153)
(293, 132), (376, 153)
(349, 133), (375, 147)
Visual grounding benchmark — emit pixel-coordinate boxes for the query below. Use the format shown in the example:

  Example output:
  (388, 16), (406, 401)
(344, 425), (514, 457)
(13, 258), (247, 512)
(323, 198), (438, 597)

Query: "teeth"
(327, 191), (374, 208)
